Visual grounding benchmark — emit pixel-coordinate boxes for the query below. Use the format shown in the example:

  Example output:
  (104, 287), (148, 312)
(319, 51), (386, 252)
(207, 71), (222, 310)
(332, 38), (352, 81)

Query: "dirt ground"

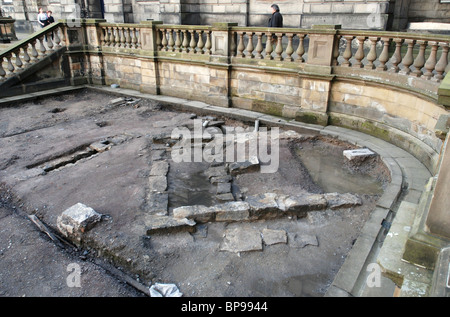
(0, 89), (390, 297)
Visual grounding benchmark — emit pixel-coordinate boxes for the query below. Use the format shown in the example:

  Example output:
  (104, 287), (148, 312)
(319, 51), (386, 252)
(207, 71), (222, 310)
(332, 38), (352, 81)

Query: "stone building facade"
(1, 0), (449, 32)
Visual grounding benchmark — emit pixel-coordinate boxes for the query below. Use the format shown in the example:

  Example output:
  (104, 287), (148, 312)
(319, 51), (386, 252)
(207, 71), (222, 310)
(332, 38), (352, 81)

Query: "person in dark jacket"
(268, 4), (283, 28)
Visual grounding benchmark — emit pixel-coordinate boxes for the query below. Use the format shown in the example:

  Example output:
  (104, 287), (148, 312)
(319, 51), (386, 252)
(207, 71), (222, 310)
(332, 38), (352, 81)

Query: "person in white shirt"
(37, 8), (48, 28)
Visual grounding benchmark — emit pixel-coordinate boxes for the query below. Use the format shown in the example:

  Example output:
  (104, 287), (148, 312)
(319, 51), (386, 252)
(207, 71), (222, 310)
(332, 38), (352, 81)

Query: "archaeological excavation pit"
(0, 89), (392, 297)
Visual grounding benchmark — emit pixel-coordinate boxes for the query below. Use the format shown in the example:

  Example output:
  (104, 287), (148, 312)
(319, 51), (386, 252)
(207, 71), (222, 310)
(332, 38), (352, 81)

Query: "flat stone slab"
(245, 193), (327, 219)
(173, 201), (250, 223)
(150, 161), (169, 176)
(144, 215), (196, 235)
(216, 182), (231, 194)
(173, 205), (215, 223)
(146, 192), (169, 215)
(216, 193), (235, 202)
(229, 156), (260, 175)
(210, 175), (232, 184)
(57, 203), (102, 241)
(324, 193), (362, 209)
(148, 175), (167, 192)
(205, 166), (229, 179)
(262, 228), (287, 246)
(220, 227), (263, 253)
(288, 233), (319, 248)
(343, 148), (375, 161)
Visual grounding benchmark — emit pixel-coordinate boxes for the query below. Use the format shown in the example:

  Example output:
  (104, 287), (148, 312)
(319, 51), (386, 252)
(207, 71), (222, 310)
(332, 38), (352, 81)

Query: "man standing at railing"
(268, 4), (283, 28)
(268, 4), (283, 45)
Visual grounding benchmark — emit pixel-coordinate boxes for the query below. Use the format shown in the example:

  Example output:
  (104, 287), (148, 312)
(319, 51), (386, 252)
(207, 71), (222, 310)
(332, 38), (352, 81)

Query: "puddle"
(294, 145), (385, 195)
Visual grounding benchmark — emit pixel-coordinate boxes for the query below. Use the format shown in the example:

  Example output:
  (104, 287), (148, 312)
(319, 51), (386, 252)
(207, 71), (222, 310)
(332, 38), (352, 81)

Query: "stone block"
(324, 193), (362, 210)
(262, 228), (287, 246)
(229, 156), (260, 175)
(146, 192), (169, 215)
(148, 175), (167, 192)
(144, 215), (196, 235)
(288, 233), (319, 248)
(173, 205), (215, 223)
(57, 203), (102, 241)
(342, 149), (375, 161)
(216, 182), (232, 194)
(150, 161), (170, 176)
(220, 227), (262, 253)
(213, 201), (250, 222)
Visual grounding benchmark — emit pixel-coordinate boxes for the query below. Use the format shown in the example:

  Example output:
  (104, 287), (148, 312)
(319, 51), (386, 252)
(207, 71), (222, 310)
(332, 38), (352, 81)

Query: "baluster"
(205, 30), (212, 55)
(237, 32), (245, 58)
(101, 27), (106, 46)
(341, 36), (354, 67)
(265, 32), (273, 60)
(365, 37), (378, 70)
(0, 58), (6, 79)
(412, 40), (427, 77)
(30, 40), (39, 61)
(182, 30), (189, 52)
(274, 33), (283, 61)
(285, 33), (294, 62)
(255, 32), (264, 59)
(197, 30), (205, 54)
(14, 50), (23, 69)
(174, 29), (182, 52)
(156, 29), (162, 50)
(400, 39), (415, 75)
(6, 54), (14, 75)
(125, 27), (131, 48)
(377, 37), (390, 71)
(434, 42), (449, 81)
(189, 30), (197, 53)
(296, 34), (305, 63)
(389, 38), (403, 73)
(22, 45), (31, 65)
(54, 28), (62, 48)
(114, 27), (120, 47)
(353, 36), (366, 68)
(46, 32), (54, 52)
(423, 41), (438, 80)
(104, 27), (110, 46)
(245, 32), (254, 58)
(38, 37), (47, 56)
(332, 35), (340, 66)
(121, 27), (127, 48)
(161, 29), (168, 51)
(167, 29), (175, 51)
(132, 28), (139, 49)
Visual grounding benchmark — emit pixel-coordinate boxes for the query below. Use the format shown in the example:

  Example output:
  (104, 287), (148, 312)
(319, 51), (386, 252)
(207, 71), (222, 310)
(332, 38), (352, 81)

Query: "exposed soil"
(0, 89), (390, 297)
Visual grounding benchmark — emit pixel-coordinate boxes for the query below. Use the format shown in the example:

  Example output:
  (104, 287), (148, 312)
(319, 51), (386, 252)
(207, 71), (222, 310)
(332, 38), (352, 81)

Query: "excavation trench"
(0, 89), (391, 297)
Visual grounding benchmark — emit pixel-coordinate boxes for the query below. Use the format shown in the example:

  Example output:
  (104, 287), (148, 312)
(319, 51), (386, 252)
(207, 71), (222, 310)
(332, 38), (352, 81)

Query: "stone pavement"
(0, 84), (441, 297)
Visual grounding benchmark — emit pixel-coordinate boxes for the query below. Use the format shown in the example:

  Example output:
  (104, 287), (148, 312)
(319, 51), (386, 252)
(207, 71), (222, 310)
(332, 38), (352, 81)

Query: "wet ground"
(0, 89), (390, 297)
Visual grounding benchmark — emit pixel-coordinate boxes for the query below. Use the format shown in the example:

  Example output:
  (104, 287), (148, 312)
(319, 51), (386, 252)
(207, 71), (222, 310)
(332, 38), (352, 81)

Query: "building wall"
(8, 0), (449, 31)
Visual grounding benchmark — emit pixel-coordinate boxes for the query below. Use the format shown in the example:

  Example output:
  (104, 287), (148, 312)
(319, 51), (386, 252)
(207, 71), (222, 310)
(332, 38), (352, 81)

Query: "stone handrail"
(0, 22), (66, 81)
(227, 26), (450, 82)
(335, 30), (450, 81)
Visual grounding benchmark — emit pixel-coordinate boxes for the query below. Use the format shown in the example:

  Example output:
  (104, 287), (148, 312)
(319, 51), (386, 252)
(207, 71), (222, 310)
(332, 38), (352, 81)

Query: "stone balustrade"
(0, 22), (66, 81)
